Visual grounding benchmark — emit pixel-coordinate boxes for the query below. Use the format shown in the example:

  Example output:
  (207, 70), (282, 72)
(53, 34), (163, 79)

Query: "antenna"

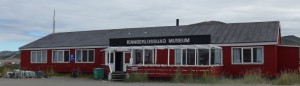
(53, 9), (55, 34)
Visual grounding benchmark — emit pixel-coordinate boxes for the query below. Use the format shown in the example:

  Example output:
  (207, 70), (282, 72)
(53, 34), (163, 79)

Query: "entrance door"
(114, 52), (123, 72)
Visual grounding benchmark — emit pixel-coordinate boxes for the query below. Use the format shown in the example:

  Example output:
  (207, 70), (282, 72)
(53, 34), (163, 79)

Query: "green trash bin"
(93, 68), (104, 80)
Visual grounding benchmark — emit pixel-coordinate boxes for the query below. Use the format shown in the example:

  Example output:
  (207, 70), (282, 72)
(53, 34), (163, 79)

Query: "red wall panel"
(20, 48), (107, 74)
(277, 46), (299, 72)
(156, 49), (174, 65)
(222, 45), (278, 77)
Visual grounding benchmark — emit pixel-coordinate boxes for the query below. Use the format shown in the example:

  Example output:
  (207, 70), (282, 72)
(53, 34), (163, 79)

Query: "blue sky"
(1, 0), (300, 51)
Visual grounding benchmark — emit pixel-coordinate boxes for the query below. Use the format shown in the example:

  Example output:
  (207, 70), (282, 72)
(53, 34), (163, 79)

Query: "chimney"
(176, 19), (179, 26)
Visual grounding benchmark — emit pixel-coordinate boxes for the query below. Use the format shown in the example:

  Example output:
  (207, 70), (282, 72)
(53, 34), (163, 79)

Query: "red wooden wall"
(277, 46), (299, 72)
(222, 45), (278, 77)
(20, 45), (300, 77)
(20, 48), (109, 74)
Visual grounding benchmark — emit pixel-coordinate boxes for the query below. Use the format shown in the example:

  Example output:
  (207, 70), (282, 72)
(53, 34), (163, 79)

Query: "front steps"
(109, 71), (127, 81)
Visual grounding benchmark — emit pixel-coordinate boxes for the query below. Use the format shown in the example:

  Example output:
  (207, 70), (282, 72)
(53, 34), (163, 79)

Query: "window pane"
(175, 49), (182, 65)
(134, 50), (143, 65)
(64, 51), (69, 62)
(187, 49), (195, 65)
(82, 50), (88, 62)
(53, 51), (57, 63)
(198, 49), (209, 65)
(144, 50), (153, 64)
(36, 51), (41, 63)
(243, 48), (252, 63)
(42, 50), (47, 63)
(253, 48), (263, 63)
(88, 50), (94, 62)
(76, 50), (82, 62)
(58, 51), (64, 62)
(212, 49), (222, 65)
(183, 49), (187, 65)
(233, 48), (241, 63)
(31, 52), (37, 63)
(110, 53), (114, 63)
(106, 52), (109, 63)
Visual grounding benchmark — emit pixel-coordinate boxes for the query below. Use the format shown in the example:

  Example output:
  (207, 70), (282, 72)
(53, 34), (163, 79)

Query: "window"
(133, 50), (143, 65)
(232, 47), (263, 64)
(52, 50), (70, 63)
(31, 50), (47, 63)
(186, 49), (195, 65)
(175, 49), (182, 65)
(105, 52), (114, 64)
(174, 48), (222, 66)
(144, 49), (154, 64)
(76, 49), (95, 63)
(110, 53), (114, 63)
(198, 49), (209, 65)
(211, 48), (222, 65)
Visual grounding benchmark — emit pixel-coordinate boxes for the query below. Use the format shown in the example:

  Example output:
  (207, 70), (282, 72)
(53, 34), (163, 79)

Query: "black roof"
(20, 21), (280, 49)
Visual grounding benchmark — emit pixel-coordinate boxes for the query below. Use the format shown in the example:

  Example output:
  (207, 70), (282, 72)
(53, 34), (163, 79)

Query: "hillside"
(0, 51), (19, 60)
(281, 35), (300, 46)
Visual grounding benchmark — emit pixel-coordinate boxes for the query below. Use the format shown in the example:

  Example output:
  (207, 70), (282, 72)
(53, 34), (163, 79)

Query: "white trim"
(105, 52), (108, 65)
(215, 42), (277, 46)
(194, 48), (197, 66)
(231, 46), (264, 65)
(130, 65), (223, 67)
(152, 49), (155, 65)
(52, 50), (70, 63)
(278, 45), (300, 48)
(130, 48), (133, 66)
(185, 49), (187, 65)
(155, 48), (157, 65)
(167, 47), (170, 65)
(108, 50), (111, 64)
(21, 46), (108, 50)
(75, 49), (95, 63)
(180, 49), (183, 66)
(142, 48), (145, 66)
(123, 52), (125, 72)
(209, 49), (211, 66)
(277, 25), (280, 44)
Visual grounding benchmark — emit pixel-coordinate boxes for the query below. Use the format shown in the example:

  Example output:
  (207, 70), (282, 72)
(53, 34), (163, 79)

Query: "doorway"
(114, 52), (123, 72)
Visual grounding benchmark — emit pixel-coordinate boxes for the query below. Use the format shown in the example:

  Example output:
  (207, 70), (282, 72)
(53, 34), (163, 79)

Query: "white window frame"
(52, 50), (70, 63)
(173, 48), (223, 66)
(231, 46), (264, 65)
(30, 50), (47, 63)
(75, 49), (95, 63)
(143, 49), (154, 65)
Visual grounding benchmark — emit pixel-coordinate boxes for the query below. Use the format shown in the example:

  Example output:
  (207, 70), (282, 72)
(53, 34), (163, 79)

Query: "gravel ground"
(0, 77), (295, 86)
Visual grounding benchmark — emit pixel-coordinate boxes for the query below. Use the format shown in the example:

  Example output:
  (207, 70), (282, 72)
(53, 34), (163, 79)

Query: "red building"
(19, 21), (300, 79)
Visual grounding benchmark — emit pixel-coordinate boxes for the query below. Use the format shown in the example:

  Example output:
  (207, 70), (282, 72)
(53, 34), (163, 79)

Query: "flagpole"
(53, 9), (55, 34)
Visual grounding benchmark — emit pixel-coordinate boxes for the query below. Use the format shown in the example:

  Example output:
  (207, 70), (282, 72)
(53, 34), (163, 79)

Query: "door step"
(110, 72), (127, 81)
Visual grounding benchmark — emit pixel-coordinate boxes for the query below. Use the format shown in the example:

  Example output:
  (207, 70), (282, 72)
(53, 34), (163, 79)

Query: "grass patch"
(273, 70), (300, 85)
(171, 71), (223, 84)
(239, 69), (268, 84)
(0, 64), (20, 77)
(125, 73), (148, 82)
(132, 69), (300, 85)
